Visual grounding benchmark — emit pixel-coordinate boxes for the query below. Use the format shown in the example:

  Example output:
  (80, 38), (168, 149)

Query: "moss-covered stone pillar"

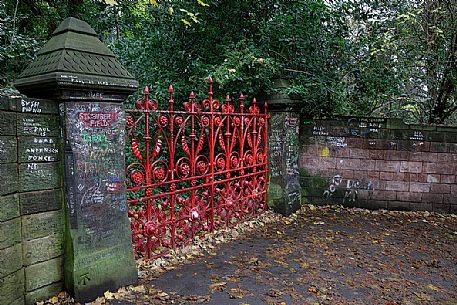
(267, 79), (301, 216)
(14, 17), (138, 303)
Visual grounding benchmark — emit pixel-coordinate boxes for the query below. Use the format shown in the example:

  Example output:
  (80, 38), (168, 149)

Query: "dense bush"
(1, 0), (456, 124)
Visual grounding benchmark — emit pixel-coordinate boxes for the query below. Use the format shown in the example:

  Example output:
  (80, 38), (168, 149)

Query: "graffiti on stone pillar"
(285, 113), (300, 206)
(269, 114), (284, 178)
(65, 102), (127, 248)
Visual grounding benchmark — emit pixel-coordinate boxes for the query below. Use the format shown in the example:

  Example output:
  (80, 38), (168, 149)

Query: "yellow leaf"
(197, 0), (209, 6)
(104, 290), (114, 299)
(300, 262), (310, 269)
(131, 285), (146, 293)
(179, 8), (199, 23)
(228, 287), (249, 299)
(156, 291), (169, 299)
(50, 296), (59, 304)
(180, 19), (191, 26)
(425, 284), (440, 291)
(308, 286), (318, 294)
(104, 0), (118, 5)
(248, 257), (259, 264)
(93, 297), (105, 305)
(149, 0), (158, 7)
(208, 281), (226, 292)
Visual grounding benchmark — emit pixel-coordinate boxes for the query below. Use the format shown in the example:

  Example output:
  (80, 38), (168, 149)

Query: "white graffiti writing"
(313, 126), (329, 136)
(326, 136), (347, 148)
(324, 174), (374, 203)
(21, 100), (42, 113)
(410, 131), (424, 141)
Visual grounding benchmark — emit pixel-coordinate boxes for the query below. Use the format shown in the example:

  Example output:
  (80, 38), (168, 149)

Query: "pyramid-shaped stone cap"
(14, 17), (138, 102)
(266, 78), (301, 111)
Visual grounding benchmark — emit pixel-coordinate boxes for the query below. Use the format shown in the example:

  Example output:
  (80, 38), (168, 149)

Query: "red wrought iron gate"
(125, 78), (269, 259)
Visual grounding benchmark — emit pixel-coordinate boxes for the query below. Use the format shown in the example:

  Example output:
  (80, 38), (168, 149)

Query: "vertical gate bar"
(252, 98), (258, 172)
(252, 98), (258, 214)
(168, 85), (176, 248)
(209, 78), (215, 232)
(190, 92), (196, 217)
(224, 95), (231, 224)
(239, 94), (245, 175)
(225, 95), (231, 179)
(264, 102), (269, 210)
(239, 94), (245, 216)
(143, 87), (152, 258)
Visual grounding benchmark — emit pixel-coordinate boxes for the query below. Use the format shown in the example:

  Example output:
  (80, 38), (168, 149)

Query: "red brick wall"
(299, 117), (457, 213)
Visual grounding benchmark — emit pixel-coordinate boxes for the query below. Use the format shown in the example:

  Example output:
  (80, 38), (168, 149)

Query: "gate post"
(267, 79), (301, 216)
(14, 17), (138, 303)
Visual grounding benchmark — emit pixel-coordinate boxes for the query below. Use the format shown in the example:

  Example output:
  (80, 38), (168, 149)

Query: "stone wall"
(300, 117), (457, 213)
(0, 96), (64, 305)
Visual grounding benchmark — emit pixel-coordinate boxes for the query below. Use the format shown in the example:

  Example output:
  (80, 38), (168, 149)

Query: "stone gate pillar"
(267, 79), (301, 216)
(14, 17), (138, 303)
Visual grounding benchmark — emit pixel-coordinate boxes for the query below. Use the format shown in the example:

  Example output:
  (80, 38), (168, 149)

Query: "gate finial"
(168, 84), (174, 105)
(208, 76), (213, 101)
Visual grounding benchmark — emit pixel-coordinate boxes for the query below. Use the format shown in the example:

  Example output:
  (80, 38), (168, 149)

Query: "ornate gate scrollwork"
(126, 78), (269, 259)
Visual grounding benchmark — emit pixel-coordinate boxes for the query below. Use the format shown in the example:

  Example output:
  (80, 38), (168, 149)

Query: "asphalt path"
(110, 207), (457, 305)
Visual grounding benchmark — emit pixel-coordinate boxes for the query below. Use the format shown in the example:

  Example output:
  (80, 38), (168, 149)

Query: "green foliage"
(1, 0), (456, 124)
(338, 0), (456, 124)
(211, 40), (279, 96)
(0, 2), (43, 87)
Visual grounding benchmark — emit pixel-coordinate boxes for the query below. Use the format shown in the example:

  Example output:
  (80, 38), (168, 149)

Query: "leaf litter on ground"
(37, 204), (456, 305)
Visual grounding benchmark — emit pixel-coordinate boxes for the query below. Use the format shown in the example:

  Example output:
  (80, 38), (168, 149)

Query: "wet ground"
(110, 207), (457, 305)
